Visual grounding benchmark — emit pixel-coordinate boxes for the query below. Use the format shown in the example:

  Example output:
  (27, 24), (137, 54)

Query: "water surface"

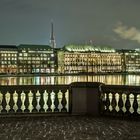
(0, 74), (140, 86)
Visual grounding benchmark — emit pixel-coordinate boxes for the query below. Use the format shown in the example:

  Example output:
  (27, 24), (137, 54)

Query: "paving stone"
(0, 116), (140, 140)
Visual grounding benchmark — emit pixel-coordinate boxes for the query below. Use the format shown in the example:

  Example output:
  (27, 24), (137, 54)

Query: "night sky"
(0, 0), (140, 49)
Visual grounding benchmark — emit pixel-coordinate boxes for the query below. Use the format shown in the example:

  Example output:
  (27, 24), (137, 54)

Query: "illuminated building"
(0, 45), (18, 74)
(58, 45), (123, 74)
(1, 44), (140, 75)
(57, 48), (65, 73)
(18, 44), (56, 74)
(123, 49), (140, 72)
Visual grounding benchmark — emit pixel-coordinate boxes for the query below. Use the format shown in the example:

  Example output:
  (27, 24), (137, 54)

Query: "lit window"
(51, 54), (54, 57)
(24, 53), (28, 56)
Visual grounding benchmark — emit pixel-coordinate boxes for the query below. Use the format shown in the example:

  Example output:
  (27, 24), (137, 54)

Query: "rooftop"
(0, 45), (18, 49)
(18, 44), (52, 50)
(64, 45), (116, 52)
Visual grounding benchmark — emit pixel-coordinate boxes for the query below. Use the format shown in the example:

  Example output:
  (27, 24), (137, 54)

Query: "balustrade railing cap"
(70, 82), (104, 88)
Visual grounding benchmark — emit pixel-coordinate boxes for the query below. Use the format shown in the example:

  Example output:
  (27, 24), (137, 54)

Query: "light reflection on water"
(0, 74), (140, 86)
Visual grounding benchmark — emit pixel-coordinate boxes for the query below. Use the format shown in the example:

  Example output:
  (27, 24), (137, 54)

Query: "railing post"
(70, 82), (102, 116)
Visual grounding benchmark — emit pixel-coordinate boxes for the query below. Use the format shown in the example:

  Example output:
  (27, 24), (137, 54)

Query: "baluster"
(43, 90), (48, 112)
(50, 91), (55, 112)
(125, 93), (131, 116)
(129, 94), (134, 114)
(122, 93), (127, 113)
(54, 90), (59, 112)
(118, 93), (124, 115)
(24, 91), (29, 113)
(0, 91), (3, 113)
(58, 90), (63, 112)
(39, 90), (45, 112)
(61, 90), (67, 112)
(115, 93), (120, 112)
(5, 92), (11, 113)
(109, 93), (113, 112)
(20, 91), (26, 112)
(65, 90), (69, 112)
(36, 90), (41, 112)
(47, 91), (52, 112)
(28, 90), (33, 113)
(133, 94), (138, 116)
(137, 95), (140, 114)
(12, 91), (18, 112)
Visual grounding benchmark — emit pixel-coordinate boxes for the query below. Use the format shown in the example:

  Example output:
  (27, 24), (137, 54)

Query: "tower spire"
(50, 21), (56, 48)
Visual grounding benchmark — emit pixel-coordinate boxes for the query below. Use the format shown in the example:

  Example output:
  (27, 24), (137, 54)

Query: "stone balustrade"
(0, 82), (140, 117)
(100, 84), (140, 117)
(0, 85), (69, 115)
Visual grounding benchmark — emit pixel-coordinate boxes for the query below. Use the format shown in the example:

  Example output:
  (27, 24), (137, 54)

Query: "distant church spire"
(50, 21), (56, 48)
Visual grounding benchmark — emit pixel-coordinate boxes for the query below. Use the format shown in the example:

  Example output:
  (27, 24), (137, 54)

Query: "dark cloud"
(0, 0), (140, 49)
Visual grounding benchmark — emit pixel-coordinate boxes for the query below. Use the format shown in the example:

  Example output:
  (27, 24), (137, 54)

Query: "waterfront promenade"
(0, 116), (140, 140)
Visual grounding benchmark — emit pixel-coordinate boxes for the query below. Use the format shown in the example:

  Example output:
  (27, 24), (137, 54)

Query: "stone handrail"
(0, 82), (140, 117)
(100, 84), (140, 117)
(0, 85), (70, 115)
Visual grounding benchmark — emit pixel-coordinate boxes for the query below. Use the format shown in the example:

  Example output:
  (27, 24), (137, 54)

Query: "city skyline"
(0, 0), (140, 49)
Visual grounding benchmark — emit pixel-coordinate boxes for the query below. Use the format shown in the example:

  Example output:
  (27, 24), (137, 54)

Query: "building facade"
(57, 45), (124, 74)
(0, 45), (57, 74)
(0, 44), (140, 74)
(123, 49), (140, 72)
(0, 45), (18, 74)
(18, 44), (57, 74)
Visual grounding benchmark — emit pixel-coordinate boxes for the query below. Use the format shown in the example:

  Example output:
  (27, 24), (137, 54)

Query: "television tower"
(50, 21), (56, 48)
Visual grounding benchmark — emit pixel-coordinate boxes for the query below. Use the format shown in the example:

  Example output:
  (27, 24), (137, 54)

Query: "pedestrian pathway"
(0, 116), (140, 140)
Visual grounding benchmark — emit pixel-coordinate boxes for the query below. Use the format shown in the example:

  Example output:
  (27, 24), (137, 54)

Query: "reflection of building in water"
(0, 75), (139, 85)
(58, 45), (123, 74)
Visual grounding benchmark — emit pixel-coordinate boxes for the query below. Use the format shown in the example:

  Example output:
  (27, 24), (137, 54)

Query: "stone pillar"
(70, 82), (103, 116)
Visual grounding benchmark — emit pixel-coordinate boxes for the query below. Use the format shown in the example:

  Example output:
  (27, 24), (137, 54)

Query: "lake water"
(0, 74), (140, 86)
